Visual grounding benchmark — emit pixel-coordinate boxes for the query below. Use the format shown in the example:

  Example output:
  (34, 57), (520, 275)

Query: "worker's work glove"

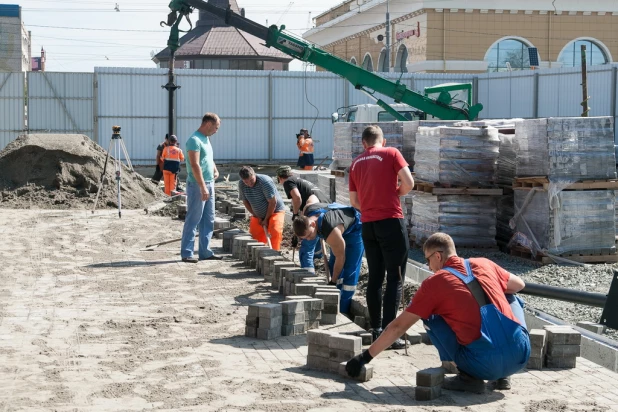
(291, 236), (298, 248)
(346, 350), (373, 378)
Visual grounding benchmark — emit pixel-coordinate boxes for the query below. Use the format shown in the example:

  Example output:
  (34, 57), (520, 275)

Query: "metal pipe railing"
(521, 282), (607, 308)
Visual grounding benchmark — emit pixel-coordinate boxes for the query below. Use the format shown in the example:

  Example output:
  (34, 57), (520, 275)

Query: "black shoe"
(388, 338), (407, 350)
(443, 372), (486, 394)
(201, 255), (223, 261)
(371, 328), (383, 342)
(495, 377), (511, 390)
(182, 257), (199, 263)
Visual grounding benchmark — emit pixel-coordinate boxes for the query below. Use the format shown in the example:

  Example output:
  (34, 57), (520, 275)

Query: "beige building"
(304, 0), (618, 73)
(0, 4), (31, 72)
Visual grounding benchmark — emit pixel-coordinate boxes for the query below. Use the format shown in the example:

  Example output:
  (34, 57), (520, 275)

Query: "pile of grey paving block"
(315, 290), (340, 325)
(576, 321), (606, 335)
(271, 261), (297, 290)
(317, 174), (336, 203)
(415, 367), (445, 401)
(222, 229), (245, 252)
(280, 297), (324, 335)
(306, 330), (373, 381)
(245, 303), (282, 340)
(527, 326), (581, 369)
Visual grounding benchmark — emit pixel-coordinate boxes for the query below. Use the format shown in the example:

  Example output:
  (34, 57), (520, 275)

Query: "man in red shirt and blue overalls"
(345, 232), (530, 393)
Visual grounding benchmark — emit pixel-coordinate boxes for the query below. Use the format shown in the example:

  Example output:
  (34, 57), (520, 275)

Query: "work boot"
(388, 338), (407, 350)
(371, 328), (383, 342)
(495, 377), (511, 390)
(442, 371), (486, 394)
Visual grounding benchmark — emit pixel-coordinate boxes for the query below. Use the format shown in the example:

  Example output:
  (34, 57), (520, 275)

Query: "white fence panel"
(477, 71), (535, 119)
(28, 72), (94, 137)
(0, 72), (24, 150)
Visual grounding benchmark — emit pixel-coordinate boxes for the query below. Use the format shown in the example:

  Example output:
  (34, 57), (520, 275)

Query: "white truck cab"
(331, 103), (429, 123)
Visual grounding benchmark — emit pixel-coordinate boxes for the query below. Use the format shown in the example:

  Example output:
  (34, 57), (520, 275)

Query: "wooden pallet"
(330, 169), (346, 177)
(412, 181), (503, 196)
(510, 245), (618, 265)
(514, 177), (618, 191)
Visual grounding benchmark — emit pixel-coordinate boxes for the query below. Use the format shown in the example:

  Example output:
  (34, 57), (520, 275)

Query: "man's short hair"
(276, 165), (292, 179)
(239, 165), (255, 180)
(293, 216), (311, 237)
(202, 112), (220, 124)
(361, 125), (384, 146)
(423, 232), (456, 256)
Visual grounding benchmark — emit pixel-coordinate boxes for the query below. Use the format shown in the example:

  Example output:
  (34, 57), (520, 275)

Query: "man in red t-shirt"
(345, 233), (530, 393)
(349, 125), (414, 349)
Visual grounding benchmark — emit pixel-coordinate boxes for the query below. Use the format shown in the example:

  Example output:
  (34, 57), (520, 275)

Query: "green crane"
(161, 0), (483, 121)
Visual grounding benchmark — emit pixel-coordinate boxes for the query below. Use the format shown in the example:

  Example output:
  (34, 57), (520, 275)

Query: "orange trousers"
(249, 211), (285, 251)
(163, 170), (177, 196)
(303, 166), (313, 170)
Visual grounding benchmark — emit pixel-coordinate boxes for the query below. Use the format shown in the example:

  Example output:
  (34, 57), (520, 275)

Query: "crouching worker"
(293, 203), (364, 313)
(161, 135), (184, 195)
(346, 232), (530, 393)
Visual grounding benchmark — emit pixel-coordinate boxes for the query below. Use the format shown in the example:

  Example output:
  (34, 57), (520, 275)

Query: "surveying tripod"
(92, 125), (136, 218)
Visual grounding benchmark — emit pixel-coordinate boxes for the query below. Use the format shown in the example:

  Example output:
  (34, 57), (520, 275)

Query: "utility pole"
(163, 50), (180, 138)
(581, 44), (589, 117)
(385, 0), (390, 72)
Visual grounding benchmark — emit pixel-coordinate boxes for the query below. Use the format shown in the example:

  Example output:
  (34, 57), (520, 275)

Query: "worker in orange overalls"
(296, 128), (315, 170)
(161, 135), (185, 196)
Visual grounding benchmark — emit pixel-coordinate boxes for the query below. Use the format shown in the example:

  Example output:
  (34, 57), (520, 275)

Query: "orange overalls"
(161, 145), (185, 195)
(297, 136), (315, 170)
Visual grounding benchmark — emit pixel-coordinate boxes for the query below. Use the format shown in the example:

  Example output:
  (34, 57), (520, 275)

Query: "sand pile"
(0, 134), (163, 209)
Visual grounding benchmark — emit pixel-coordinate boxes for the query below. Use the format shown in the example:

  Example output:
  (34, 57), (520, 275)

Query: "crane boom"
(163, 0), (483, 120)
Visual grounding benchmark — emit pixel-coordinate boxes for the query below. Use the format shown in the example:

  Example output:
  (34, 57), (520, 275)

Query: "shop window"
(362, 53), (373, 72)
(395, 44), (408, 73)
(377, 49), (388, 72)
(485, 38), (532, 72)
(558, 39), (610, 67)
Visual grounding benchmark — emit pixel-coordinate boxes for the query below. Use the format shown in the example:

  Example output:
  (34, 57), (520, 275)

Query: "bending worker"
(160, 135), (185, 196)
(276, 165), (330, 271)
(296, 128), (315, 170)
(292, 203), (364, 313)
(346, 233), (530, 393)
(238, 166), (286, 251)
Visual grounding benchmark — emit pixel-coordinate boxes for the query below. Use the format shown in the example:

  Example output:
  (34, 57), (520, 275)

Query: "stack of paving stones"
(271, 261), (297, 291)
(315, 290), (340, 325)
(576, 321), (606, 335)
(284, 296), (324, 332)
(281, 300), (308, 336)
(317, 174), (336, 202)
(281, 268), (317, 296)
(306, 330), (373, 381)
(415, 367), (445, 401)
(257, 250), (283, 281)
(526, 329), (547, 370)
(245, 303), (283, 340)
(544, 325), (581, 368)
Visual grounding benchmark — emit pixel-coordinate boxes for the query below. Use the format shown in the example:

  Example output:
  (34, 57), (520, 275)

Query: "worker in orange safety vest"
(296, 128), (315, 170)
(161, 135), (185, 195)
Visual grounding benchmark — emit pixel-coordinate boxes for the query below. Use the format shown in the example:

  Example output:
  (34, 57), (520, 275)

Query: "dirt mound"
(0, 134), (163, 209)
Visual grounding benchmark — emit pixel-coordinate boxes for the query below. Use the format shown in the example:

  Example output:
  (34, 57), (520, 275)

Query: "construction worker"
(180, 113), (222, 263)
(292, 203), (364, 313)
(345, 232), (530, 393)
(296, 128), (314, 170)
(275, 165), (329, 272)
(238, 166), (286, 251)
(151, 134), (168, 183)
(160, 135), (185, 196)
(349, 125), (414, 349)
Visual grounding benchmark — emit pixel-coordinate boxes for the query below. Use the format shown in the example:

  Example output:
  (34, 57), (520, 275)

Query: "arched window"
(362, 53), (373, 72)
(350, 57), (357, 66)
(485, 37), (533, 72)
(377, 49), (389, 72)
(395, 44), (408, 73)
(558, 39), (610, 67)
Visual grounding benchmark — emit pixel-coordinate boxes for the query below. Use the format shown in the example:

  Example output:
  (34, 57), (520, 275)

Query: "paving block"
(330, 360), (341, 373)
(576, 321), (606, 335)
(547, 344), (581, 357)
(338, 362), (373, 382)
(282, 312), (306, 324)
(308, 344), (330, 358)
(259, 316), (282, 329)
(329, 335), (362, 352)
(257, 327), (282, 340)
(315, 292), (340, 304)
(281, 300), (305, 314)
(306, 320), (320, 330)
(282, 323), (306, 336)
(545, 355), (577, 369)
(360, 333), (373, 346)
(416, 367), (445, 387)
(247, 303), (268, 318)
(223, 229), (244, 252)
(441, 361), (459, 374)
(261, 255), (283, 277)
(258, 303), (282, 318)
(245, 315), (258, 328)
(321, 313), (337, 325)
(294, 284), (316, 296)
(293, 272), (318, 283)
(420, 330), (433, 345)
(245, 326), (257, 338)
(544, 325), (581, 345)
(307, 355), (330, 371)
(406, 331), (422, 345)
(244, 242), (263, 263)
(329, 349), (361, 363)
(526, 356), (544, 370)
(307, 299), (324, 311)
(354, 316), (366, 328)
(306, 310), (322, 321)
(232, 236), (253, 258)
(214, 218), (231, 230)
(322, 303), (339, 315)
(287, 295), (314, 301)
(250, 245), (270, 267)
(415, 385), (442, 401)
(307, 330), (332, 347)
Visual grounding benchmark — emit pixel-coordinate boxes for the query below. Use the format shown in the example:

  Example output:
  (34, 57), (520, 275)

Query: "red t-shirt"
(406, 256), (517, 346)
(348, 146), (408, 223)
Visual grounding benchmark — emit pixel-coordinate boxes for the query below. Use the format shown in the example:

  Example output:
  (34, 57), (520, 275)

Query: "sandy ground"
(1, 209), (618, 411)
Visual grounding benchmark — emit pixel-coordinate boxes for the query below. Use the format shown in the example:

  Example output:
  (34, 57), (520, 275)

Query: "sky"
(15, 0), (338, 72)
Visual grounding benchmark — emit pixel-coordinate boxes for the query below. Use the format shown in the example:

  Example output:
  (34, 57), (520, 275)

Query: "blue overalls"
(423, 260), (531, 381)
(298, 237), (323, 273)
(305, 203), (364, 313)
